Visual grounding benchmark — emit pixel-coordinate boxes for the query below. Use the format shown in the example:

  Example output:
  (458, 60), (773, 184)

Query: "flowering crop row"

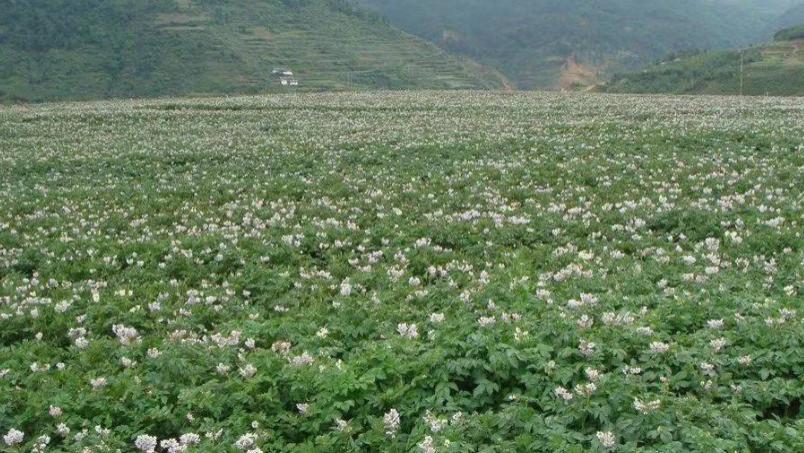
(0, 92), (801, 451)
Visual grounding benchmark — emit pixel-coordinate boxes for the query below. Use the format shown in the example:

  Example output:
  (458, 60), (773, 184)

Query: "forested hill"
(355, 0), (804, 90)
(603, 24), (804, 96)
(0, 0), (507, 102)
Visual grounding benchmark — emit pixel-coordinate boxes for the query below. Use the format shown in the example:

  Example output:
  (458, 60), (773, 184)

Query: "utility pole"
(739, 49), (744, 96)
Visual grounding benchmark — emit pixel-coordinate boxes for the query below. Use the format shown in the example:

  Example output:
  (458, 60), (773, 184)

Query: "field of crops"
(0, 92), (802, 452)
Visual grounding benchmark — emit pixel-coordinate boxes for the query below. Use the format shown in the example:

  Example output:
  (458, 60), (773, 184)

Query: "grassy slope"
(0, 0), (505, 102)
(354, 0), (796, 90)
(604, 33), (804, 96)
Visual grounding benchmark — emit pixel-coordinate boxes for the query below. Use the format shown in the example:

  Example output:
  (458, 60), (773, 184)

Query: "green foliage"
(0, 0), (504, 102)
(604, 32), (804, 96)
(0, 92), (801, 451)
(774, 23), (804, 41)
(354, 0), (797, 89)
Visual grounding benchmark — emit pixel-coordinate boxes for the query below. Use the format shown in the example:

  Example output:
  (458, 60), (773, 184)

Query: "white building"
(273, 68), (298, 86)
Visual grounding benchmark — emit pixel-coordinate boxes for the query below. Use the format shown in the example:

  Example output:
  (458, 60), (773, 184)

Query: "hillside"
(773, 2), (804, 30)
(354, 0), (803, 90)
(603, 26), (804, 96)
(0, 0), (506, 102)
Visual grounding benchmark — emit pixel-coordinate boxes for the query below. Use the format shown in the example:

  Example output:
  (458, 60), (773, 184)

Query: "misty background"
(1, 0), (803, 101)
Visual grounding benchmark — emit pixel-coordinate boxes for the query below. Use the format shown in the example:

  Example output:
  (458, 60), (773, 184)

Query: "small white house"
(272, 68), (293, 77)
(273, 68), (298, 86)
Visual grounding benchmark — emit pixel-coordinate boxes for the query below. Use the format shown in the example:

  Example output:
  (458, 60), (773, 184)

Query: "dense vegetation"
(1, 92), (802, 451)
(605, 26), (804, 96)
(354, 0), (803, 89)
(0, 0), (505, 102)
(3, 0), (802, 100)
(774, 24), (804, 41)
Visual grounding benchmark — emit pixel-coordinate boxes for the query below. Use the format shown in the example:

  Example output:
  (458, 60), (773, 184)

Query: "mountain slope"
(355, 0), (799, 89)
(0, 0), (506, 102)
(603, 26), (804, 96)
(773, 3), (804, 30)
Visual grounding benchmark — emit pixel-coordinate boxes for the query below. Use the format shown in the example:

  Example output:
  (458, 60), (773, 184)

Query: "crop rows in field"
(0, 92), (802, 452)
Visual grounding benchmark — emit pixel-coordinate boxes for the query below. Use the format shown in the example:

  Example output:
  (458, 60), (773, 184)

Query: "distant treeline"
(774, 23), (804, 41)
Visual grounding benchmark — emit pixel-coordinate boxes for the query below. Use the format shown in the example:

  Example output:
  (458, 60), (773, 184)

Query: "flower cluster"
(0, 92), (800, 451)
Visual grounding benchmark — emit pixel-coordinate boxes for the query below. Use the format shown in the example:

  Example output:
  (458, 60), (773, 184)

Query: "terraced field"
(605, 38), (804, 96)
(0, 1), (505, 103)
(0, 92), (802, 451)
